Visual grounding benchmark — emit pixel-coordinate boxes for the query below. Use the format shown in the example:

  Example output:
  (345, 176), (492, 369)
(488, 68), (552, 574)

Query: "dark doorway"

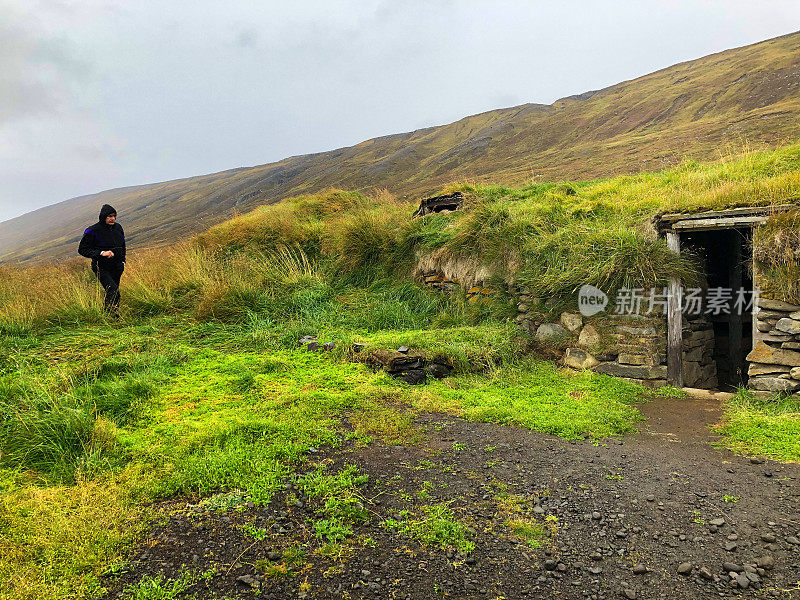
(679, 227), (753, 390)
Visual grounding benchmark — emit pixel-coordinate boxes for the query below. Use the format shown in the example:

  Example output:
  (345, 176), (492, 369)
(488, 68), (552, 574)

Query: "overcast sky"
(1, 1), (799, 223)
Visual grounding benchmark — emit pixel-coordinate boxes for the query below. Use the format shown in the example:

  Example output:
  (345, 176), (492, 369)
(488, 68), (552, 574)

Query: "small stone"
(588, 566), (603, 575)
(756, 556), (775, 570)
(677, 562), (693, 575)
(761, 533), (777, 543)
(725, 542), (738, 552)
(709, 518), (725, 527)
(632, 564), (648, 575)
(750, 457), (766, 465)
(698, 566), (714, 580)
(735, 573), (750, 589)
(645, 495), (655, 502)
(723, 562), (743, 573)
(397, 346), (409, 354)
(621, 589), (637, 599)
(765, 469), (773, 477)
(787, 536), (800, 545)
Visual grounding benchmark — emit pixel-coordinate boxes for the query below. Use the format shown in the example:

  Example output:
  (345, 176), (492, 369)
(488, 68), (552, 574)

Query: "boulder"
(746, 342), (800, 367)
(759, 298), (800, 312)
(564, 348), (599, 370)
(748, 363), (791, 377)
(776, 318), (800, 335)
(578, 324), (601, 347)
(560, 312), (583, 333)
(535, 323), (568, 341)
(595, 362), (668, 380)
(749, 376), (800, 393)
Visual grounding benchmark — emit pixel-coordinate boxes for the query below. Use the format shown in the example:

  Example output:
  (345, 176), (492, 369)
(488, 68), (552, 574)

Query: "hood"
(99, 204), (117, 223)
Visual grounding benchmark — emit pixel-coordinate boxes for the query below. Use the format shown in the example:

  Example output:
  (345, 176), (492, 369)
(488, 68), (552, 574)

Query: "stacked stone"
(591, 316), (668, 388)
(682, 314), (718, 388)
(747, 298), (800, 394)
(421, 270), (458, 293)
(513, 287), (540, 334)
(530, 310), (670, 388)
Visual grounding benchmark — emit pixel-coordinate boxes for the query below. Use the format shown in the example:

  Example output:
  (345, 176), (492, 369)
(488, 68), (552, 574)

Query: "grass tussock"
(753, 208), (800, 302)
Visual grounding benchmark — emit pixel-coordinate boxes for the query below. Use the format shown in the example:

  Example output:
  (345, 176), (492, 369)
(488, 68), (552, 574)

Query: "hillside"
(1, 30), (799, 264)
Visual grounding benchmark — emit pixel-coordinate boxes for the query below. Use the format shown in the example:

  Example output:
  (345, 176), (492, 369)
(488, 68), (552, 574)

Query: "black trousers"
(94, 264), (123, 312)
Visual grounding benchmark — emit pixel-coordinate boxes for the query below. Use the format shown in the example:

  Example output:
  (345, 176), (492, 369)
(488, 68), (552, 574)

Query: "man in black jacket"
(78, 204), (126, 317)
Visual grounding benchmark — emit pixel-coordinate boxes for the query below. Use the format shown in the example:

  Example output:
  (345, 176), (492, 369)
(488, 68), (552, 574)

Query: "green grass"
(385, 504), (475, 554)
(715, 390), (800, 462)
(416, 359), (646, 439)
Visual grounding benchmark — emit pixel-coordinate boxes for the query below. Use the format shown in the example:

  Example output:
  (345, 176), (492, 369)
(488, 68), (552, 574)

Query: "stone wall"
(420, 269), (496, 301)
(747, 298), (800, 394)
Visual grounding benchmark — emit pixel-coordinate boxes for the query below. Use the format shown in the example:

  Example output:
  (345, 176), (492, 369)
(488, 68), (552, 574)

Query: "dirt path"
(103, 399), (800, 600)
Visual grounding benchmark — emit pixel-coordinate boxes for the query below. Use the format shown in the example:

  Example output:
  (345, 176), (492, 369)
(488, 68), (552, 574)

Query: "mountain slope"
(2, 31), (799, 264)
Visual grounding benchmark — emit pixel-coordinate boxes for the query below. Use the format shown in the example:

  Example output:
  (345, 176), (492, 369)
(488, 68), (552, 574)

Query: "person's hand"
(100, 250), (114, 258)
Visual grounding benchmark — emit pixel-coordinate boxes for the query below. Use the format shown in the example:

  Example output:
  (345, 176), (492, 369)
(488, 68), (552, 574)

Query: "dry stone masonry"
(747, 298), (800, 394)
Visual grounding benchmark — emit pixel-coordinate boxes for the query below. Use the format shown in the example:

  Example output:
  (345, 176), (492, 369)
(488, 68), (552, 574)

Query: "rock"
(535, 323), (568, 341)
(564, 348), (599, 370)
(710, 518), (725, 527)
(578, 324), (601, 347)
(588, 566), (603, 574)
(735, 573), (750, 589)
(748, 363), (792, 376)
(517, 303), (529, 313)
(750, 456), (766, 464)
(560, 312), (583, 332)
(776, 318), (800, 335)
(761, 533), (777, 543)
(396, 369), (427, 385)
(749, 376), (800, 393)
(723, 562), (743, 573)
(791, 367), (800, 380)
(616, 326), (657, 336)
(595, 362), (668, 380)
(425, 362), (451, 379)
(759, 299), (800, 312)
(787, 536), (800, 545)
(698, 566), (714, 580)
(759, 332), (795, 342)
(618, 353), (658, 366)
(783, 341), (800, 350)
(677, 562), (693, 575)
(236, 574), (258, 587)
(749, 343), (797, 368)
(621, 589), (637, 599)
(632, 564), (648, 574)
(725, 542), (738, 552)
(322, 341), (337, 351)
(756, 556), (775, 570)
(397, 346), (409, 354)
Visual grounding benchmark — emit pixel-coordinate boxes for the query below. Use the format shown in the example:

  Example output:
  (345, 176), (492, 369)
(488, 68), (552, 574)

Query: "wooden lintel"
(671, 216), (768, 230)
(658, 203), (798, 224)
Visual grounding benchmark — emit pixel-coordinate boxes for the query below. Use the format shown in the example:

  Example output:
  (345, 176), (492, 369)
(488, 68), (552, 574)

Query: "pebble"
(787, 536), (800, 546)
(698, 566), (713, 580)
(761, 533), (777, 543)
(750, 457), (766, 464)
(709, 518), (725, 527)
(620, 589), (636, 599)
(725, 542), (738, 552)
(723, 562), (743, 573)
(677, 562), (693, 575)
(632, 564), (648, 575)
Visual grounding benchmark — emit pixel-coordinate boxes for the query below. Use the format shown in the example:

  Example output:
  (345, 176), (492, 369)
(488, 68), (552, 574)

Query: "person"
(78, 204), (126, 317)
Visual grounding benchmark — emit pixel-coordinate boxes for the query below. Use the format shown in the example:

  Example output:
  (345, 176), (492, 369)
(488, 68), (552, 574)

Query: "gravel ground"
(102, 396), (800, 599)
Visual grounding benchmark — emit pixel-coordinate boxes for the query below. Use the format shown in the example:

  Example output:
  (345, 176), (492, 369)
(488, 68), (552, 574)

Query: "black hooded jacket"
(78, 204), (126, 270)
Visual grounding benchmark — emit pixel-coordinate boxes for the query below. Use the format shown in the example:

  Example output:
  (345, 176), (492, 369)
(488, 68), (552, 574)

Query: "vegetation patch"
(384, 503), (475, 554)
(715, 390), (800, 462)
